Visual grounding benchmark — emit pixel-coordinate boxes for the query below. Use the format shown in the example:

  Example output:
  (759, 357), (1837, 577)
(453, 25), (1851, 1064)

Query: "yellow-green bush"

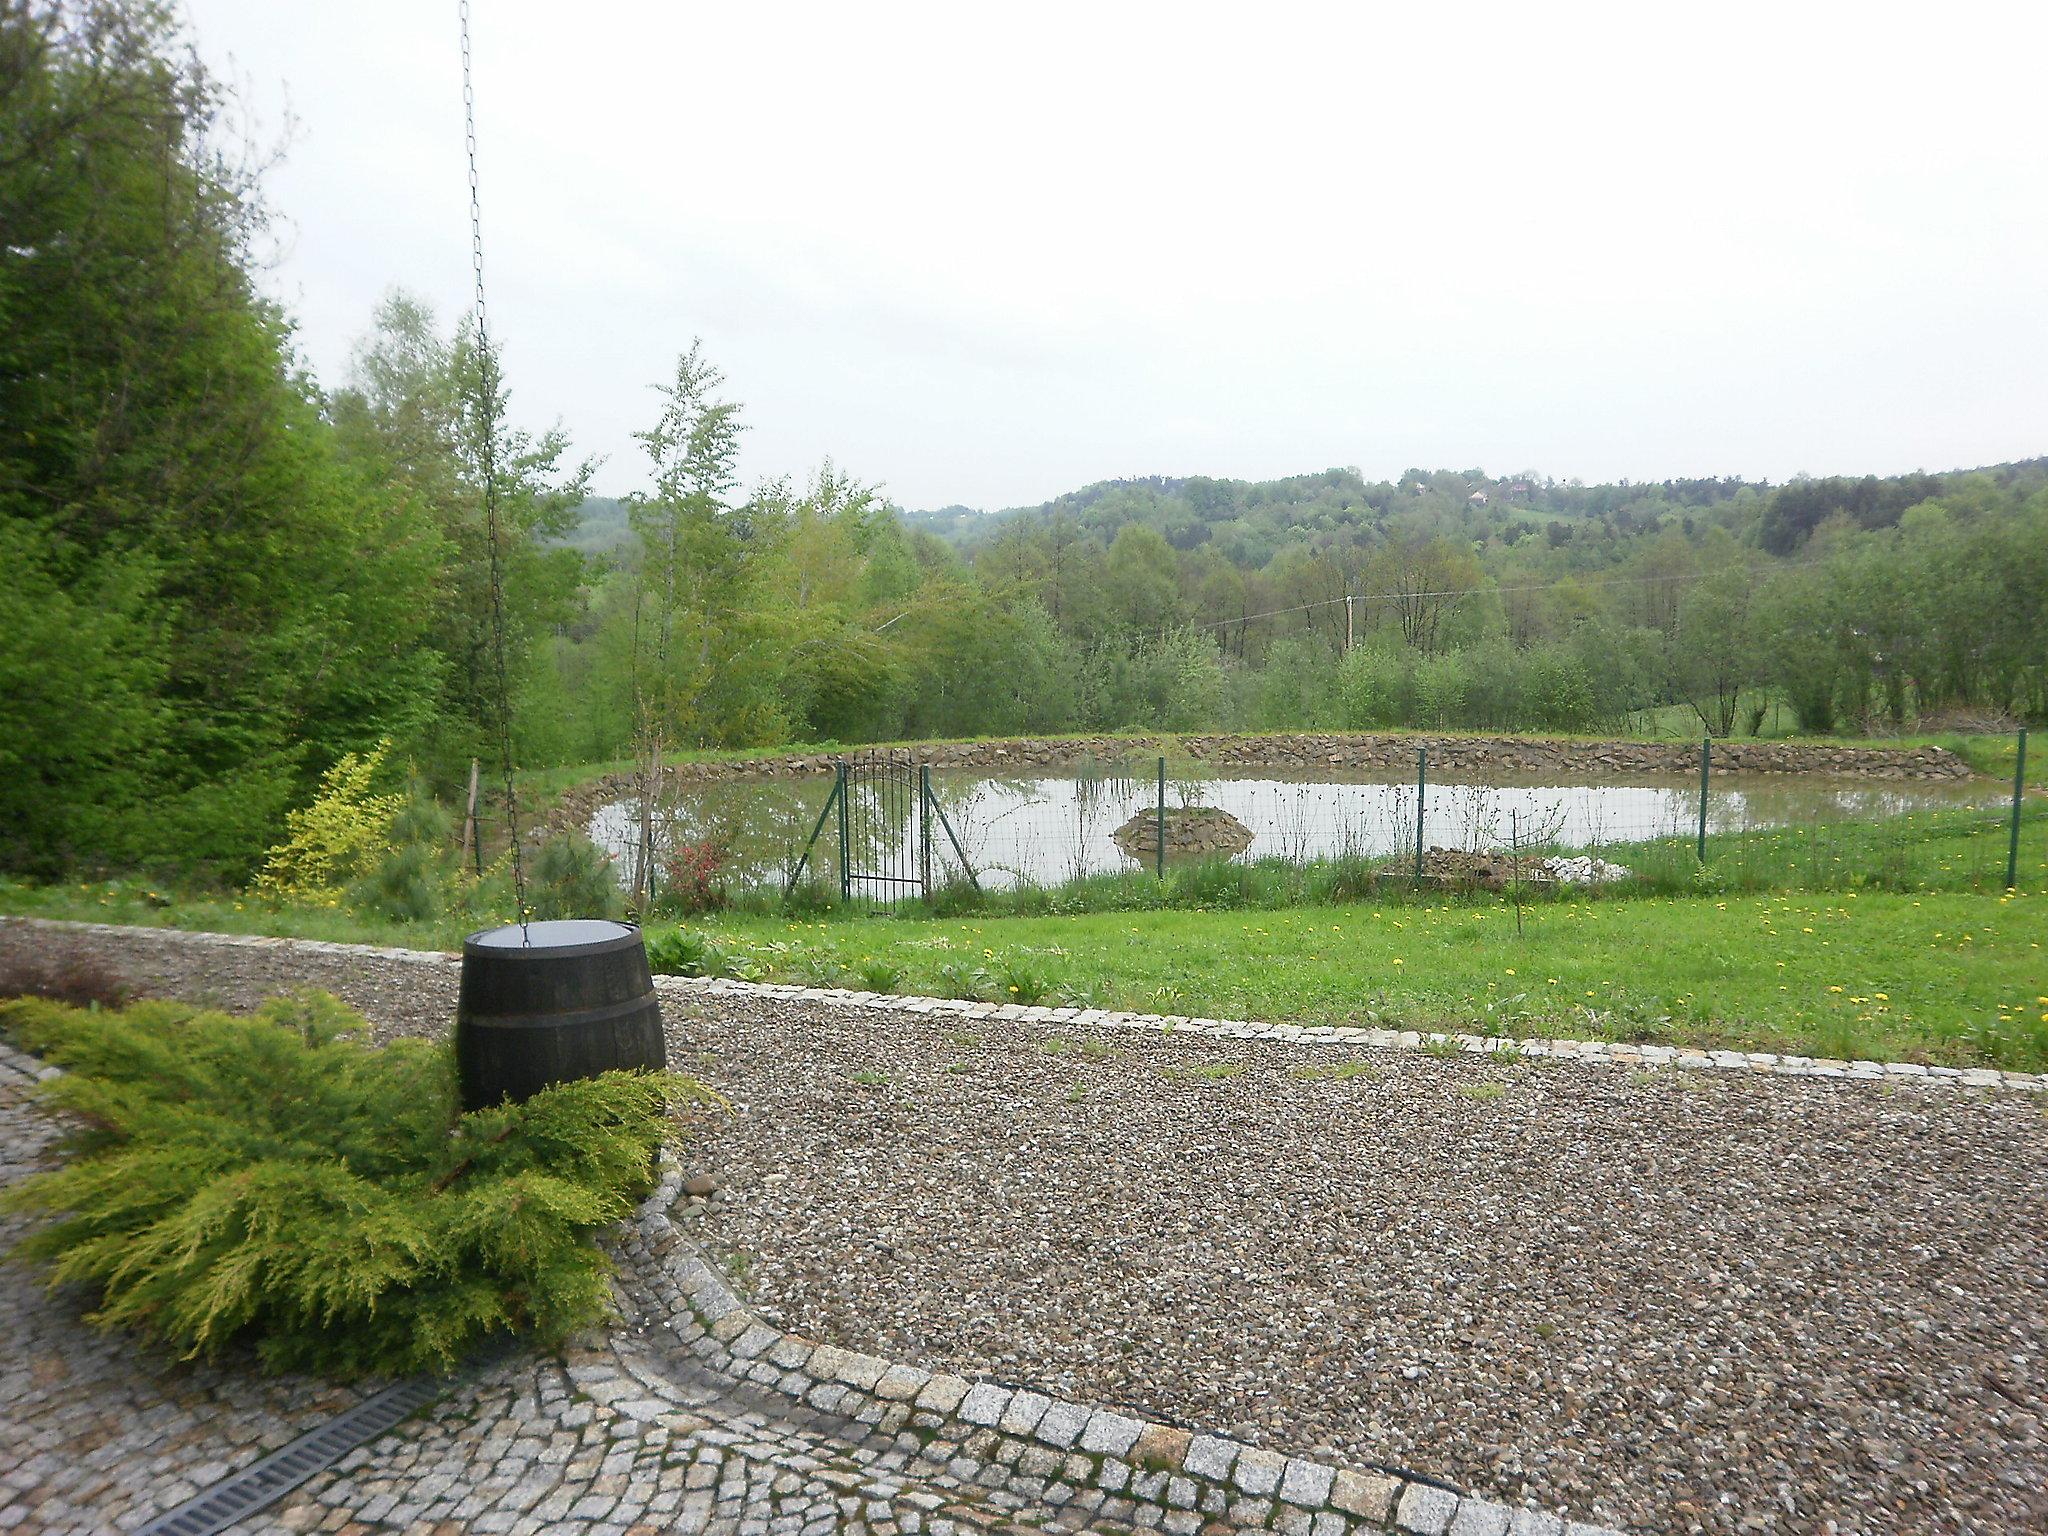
(1, 990), (712, 1376)
(253, 742), (404, 902)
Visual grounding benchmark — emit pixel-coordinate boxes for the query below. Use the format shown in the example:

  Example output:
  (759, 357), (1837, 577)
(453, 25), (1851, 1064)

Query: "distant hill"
(903, 467), (1776, 566)
(567, 456), (2048, 570)
(552, 495), (632, 557)
(905, 458), (2048, 565)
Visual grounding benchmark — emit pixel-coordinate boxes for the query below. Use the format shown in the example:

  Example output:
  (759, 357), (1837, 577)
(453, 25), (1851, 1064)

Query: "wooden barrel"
(455, 919), (667, 1111)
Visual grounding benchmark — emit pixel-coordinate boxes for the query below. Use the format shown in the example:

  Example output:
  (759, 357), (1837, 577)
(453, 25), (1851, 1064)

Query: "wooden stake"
(461, 758), (481, 872)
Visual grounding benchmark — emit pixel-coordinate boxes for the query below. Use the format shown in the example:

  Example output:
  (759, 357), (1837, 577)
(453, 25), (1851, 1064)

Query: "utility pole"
(1344, 592), (1355, 654)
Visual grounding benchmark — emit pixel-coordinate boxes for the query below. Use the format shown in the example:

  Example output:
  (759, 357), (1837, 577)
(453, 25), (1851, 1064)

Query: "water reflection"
(589, 765), (1998, 894)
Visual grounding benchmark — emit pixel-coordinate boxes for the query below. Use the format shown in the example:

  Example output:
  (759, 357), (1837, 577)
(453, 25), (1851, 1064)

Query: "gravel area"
(6, 919), (2046, 1535)
(675, 994), (2048, 1536)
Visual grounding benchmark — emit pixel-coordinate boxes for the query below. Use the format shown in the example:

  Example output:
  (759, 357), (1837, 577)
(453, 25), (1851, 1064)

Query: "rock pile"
(1111, 806), (1255, 862)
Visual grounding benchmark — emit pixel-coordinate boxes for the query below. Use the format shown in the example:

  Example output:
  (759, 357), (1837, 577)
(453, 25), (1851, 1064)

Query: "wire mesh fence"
(585, 732), (2039, 910)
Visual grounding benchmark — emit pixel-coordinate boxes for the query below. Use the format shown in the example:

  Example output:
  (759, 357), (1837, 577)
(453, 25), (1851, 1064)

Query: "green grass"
(692, 889), (2048, 1070)
(1597, 801), (2042, 896)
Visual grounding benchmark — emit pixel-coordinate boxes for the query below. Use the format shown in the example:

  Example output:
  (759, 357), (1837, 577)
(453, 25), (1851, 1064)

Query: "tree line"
(4, 0), (2043, 883)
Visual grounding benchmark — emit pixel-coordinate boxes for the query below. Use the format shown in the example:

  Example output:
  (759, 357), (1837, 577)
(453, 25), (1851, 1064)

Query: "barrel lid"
(464, 919), (640, 956)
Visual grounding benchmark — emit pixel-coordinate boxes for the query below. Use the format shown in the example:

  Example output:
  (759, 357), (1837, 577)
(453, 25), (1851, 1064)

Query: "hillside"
(900, 459), (2048, 565)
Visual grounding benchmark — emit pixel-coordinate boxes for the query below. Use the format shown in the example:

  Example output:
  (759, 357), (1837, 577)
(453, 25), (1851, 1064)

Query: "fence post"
(920, 764), (933, 897)
(1156, 757), (1167, 879)
(1697, 736), (1711, 863)
(836, 761), (851, 903)
(2009, 727), (2029, 892)
(1414, 746), (1427, 878)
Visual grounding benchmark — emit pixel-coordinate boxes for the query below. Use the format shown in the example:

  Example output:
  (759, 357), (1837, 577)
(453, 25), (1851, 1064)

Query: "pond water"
(588, 763), (2001, 894)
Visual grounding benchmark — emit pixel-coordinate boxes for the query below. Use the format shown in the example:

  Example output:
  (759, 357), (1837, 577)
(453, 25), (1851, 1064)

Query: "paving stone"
(1031, 1402), (1089, 1451)
(1230, 1446), (1288, 1497)
(1329, 1470), (1400, 1521)
(1449, 1500), (1512, 1536)
(955, 1385), (1011, 1428)
(1397, 1483), (1461, 1535)
(1078, 1411), (1144, 1458)
(1277, 1458), (1335, 1508)
(1180, 1434), (1237, 1482)
(997, 1391), (1052, 1436)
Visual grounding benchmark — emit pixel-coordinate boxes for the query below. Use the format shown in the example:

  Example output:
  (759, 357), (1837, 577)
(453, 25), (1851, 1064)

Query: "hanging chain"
(459, 0), (527, 930)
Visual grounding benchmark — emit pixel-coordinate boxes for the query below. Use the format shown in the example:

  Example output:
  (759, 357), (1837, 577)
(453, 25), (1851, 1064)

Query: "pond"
(587, 762), (2002, 894)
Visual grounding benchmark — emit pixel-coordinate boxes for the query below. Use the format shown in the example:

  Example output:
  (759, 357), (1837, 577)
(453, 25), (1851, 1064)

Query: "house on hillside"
(1467, 489), (1489, 506)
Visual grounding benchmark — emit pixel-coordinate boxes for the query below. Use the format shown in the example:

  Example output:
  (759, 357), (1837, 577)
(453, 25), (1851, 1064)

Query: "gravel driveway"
(675, 993), (2048, 1536)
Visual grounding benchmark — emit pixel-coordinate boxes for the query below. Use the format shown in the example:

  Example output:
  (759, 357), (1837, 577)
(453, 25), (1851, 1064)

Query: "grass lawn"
(684, 890), (2048, 1070)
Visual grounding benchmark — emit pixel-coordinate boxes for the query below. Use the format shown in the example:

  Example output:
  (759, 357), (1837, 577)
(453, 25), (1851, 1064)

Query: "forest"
(4, 0), (2046, 881)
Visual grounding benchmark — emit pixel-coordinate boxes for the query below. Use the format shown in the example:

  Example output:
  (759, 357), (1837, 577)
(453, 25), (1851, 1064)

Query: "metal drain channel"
(135, 1375), (444, 1536)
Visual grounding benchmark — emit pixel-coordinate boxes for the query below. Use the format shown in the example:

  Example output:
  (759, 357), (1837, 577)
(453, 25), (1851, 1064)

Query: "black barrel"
(455, 919), (667, 1111)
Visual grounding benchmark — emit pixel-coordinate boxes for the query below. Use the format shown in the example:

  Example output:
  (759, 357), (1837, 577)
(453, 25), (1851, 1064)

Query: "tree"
(1669, 564), (1757, 736)
(622, 342), (788, 747)
(1367, 537), (1483, 654)
(0, 1), (441, 873)
(330, 291), (592, 778)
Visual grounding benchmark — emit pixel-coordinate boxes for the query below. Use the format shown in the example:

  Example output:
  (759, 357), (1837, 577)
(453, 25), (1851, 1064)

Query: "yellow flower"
(1875, 992), (1889, 1001)
(1504, 968), (1516, 976)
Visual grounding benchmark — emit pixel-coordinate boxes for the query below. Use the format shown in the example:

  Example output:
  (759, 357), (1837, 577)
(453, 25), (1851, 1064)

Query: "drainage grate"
(135, 1375), (444, 1536)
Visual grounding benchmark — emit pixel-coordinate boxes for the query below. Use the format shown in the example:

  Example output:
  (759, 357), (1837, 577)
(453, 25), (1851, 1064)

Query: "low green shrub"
(644, 927), (730, 979)
(0, 991), (706, 1378)
(349, 841), (444, 924)
(526, 832), (623, 922)
(853, 958), (906, 993)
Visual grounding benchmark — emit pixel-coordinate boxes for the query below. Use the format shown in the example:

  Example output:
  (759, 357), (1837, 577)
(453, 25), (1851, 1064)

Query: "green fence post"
(836, 761), (851, 903)
(1697, 736), (1711, 863)
(920, 764), (933, 897)
(1414, 746), (1427, 878)
(1156, 756), (1167, 879)
(2009, 727), (2029, 891)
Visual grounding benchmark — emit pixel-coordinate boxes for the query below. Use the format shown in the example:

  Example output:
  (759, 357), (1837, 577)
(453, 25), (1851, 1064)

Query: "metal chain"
(459, 0), (527, 931)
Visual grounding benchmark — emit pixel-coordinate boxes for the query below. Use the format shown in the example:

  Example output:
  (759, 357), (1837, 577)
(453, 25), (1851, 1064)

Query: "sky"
(185, 0), (2048, 512)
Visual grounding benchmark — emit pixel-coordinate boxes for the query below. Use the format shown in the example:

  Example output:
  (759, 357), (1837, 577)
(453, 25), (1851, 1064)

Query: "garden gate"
(786, 750), (978, 903)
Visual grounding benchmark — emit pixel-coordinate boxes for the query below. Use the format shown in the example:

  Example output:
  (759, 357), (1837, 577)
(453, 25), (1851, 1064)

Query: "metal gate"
(786, 750), (978, 904)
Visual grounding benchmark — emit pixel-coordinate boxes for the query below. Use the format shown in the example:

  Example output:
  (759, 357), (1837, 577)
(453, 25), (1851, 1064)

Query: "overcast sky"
(185, 0), (2048, 511)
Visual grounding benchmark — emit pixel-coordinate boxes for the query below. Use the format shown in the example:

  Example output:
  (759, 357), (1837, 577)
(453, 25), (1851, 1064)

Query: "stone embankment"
(550, 733), (1974, 826)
